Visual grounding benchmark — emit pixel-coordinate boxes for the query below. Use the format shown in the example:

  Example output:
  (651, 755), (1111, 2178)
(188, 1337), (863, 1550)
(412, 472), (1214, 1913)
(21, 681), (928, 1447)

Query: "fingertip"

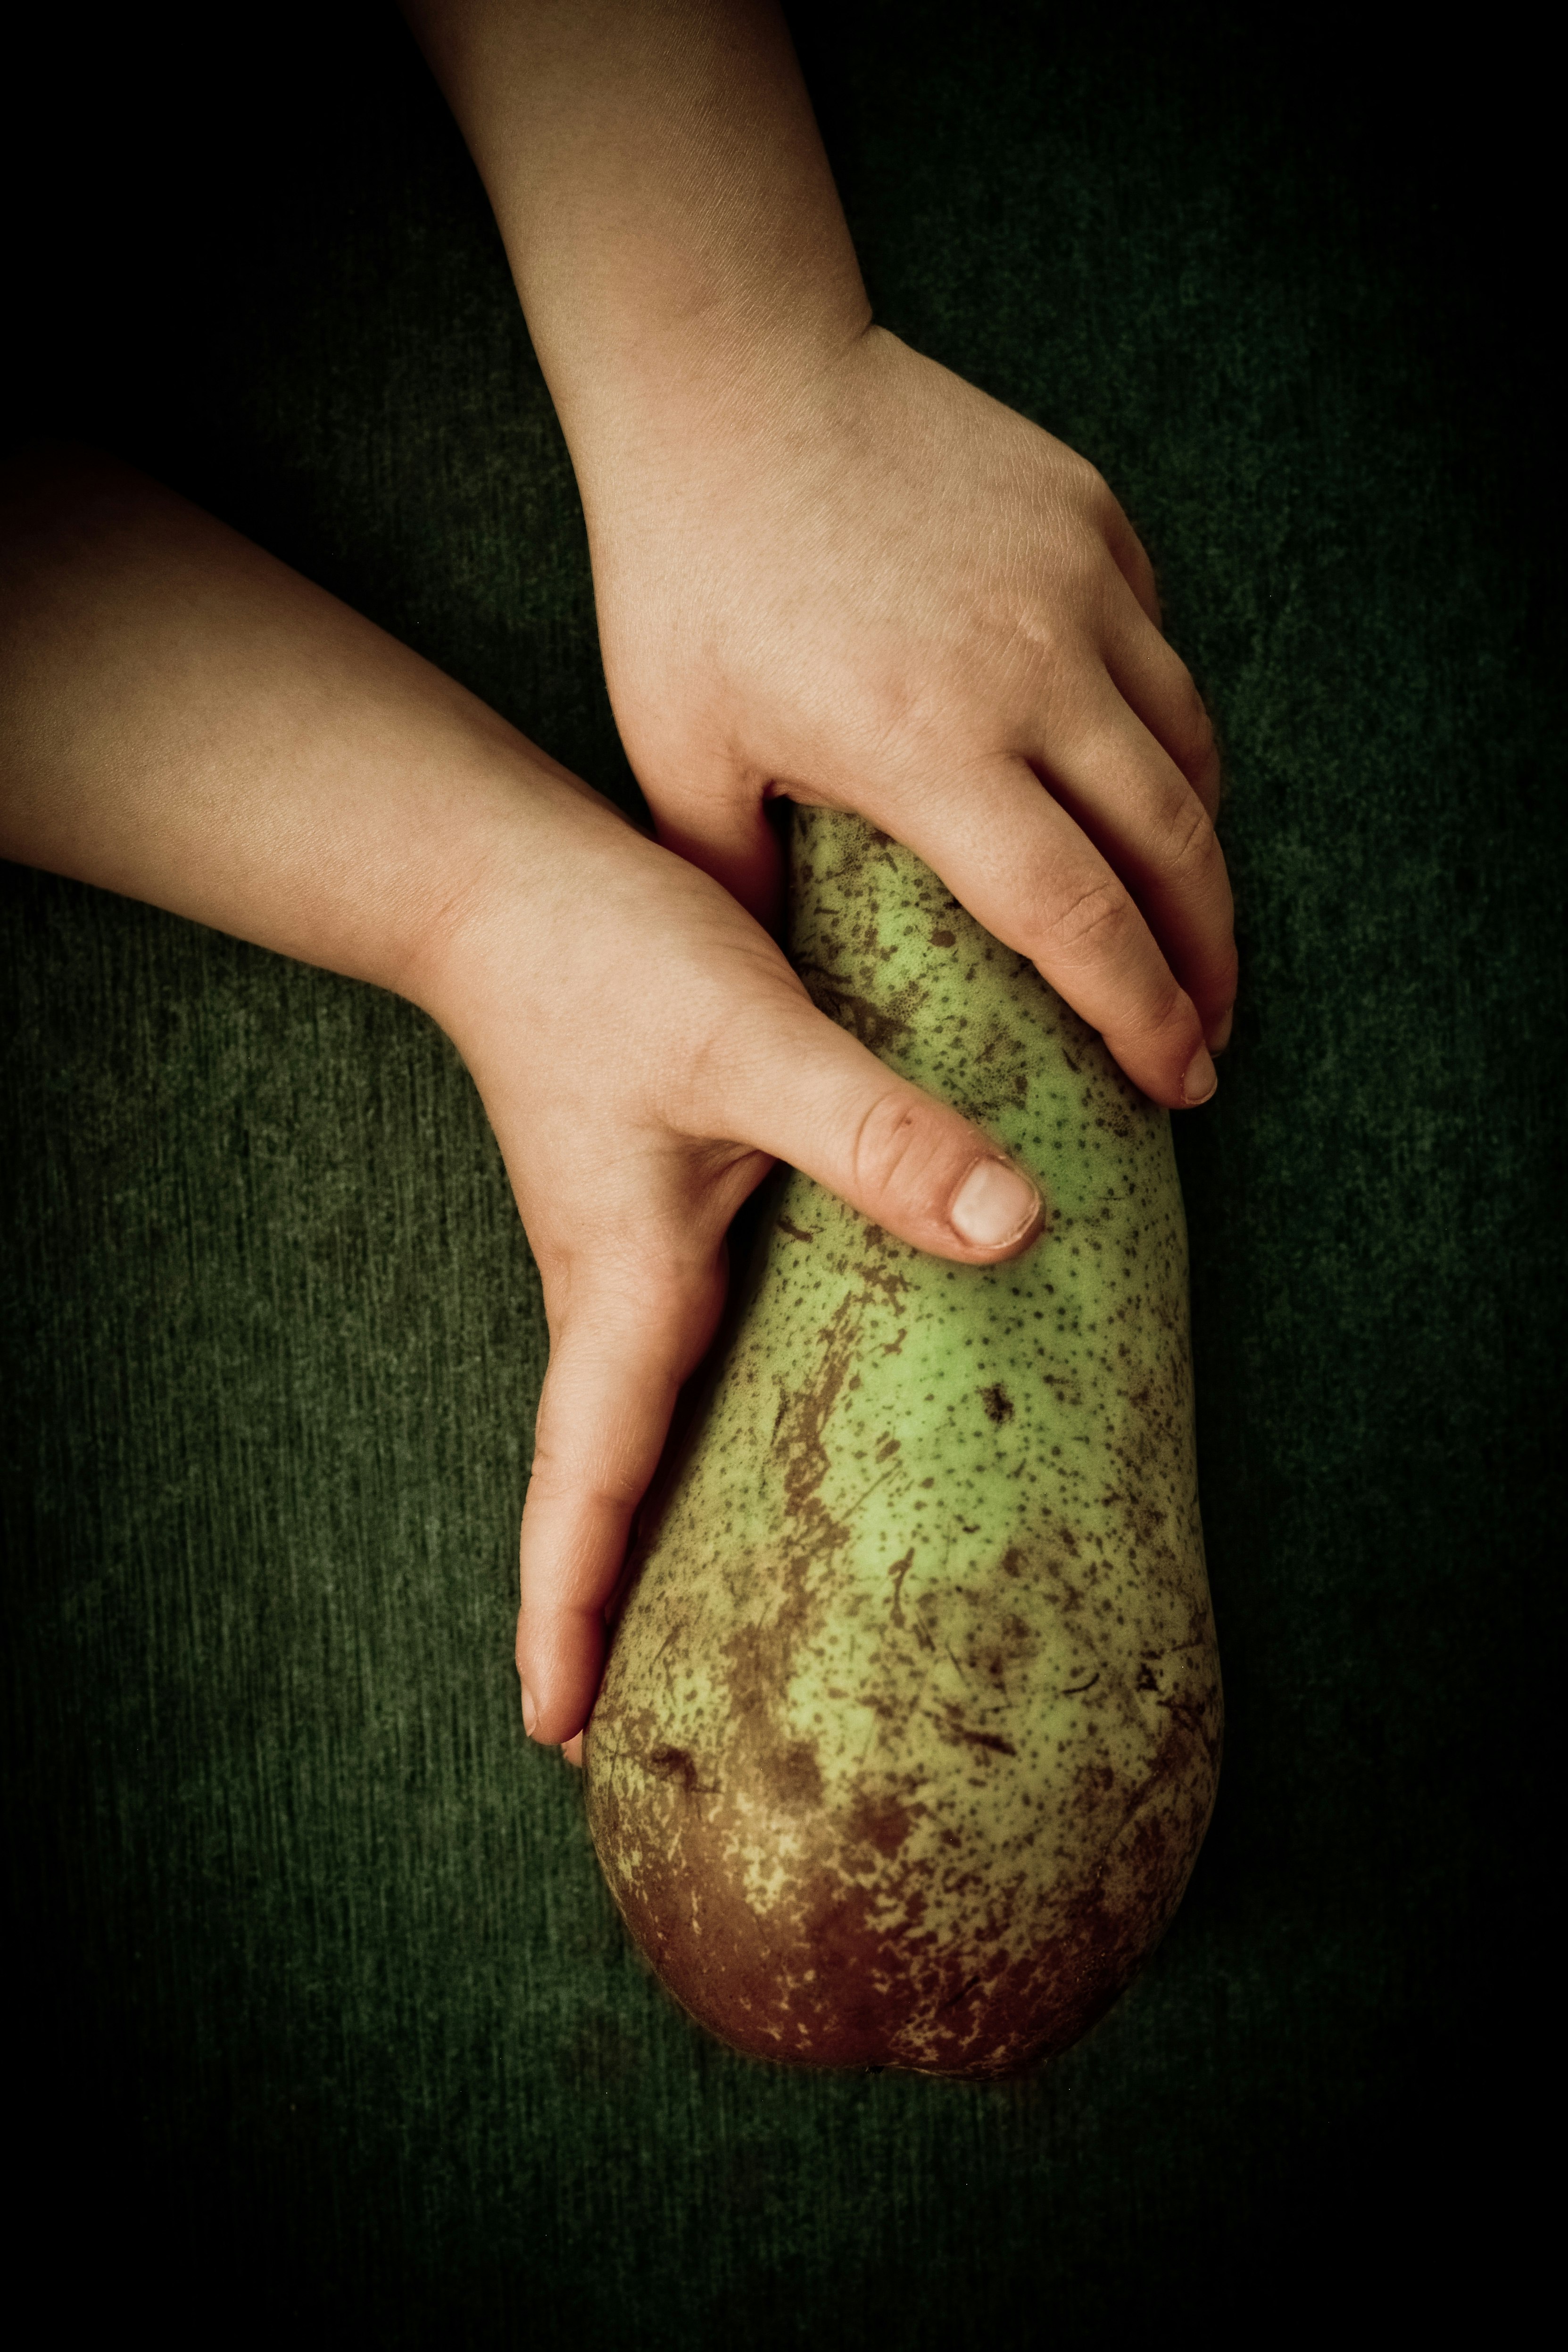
(1180, 1045), (1218, 1106)
(948, 1158), (1044, 1254)
(516, 1287), (713, 1750)
(1209, 1004), (1234, 1054)
(515, 1597), (606, 1747)
(561, 1733), (584, 1768)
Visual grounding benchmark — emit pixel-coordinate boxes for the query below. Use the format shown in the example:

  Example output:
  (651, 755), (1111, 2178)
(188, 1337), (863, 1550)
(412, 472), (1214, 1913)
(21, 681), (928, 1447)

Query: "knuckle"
(846, 1085), (954, 1213)
(1184, 705), (1219, 785)
(678, 965), (810, 1131)
(1072, 454), (1113, 513)
(1193, 735), (1224, 816)
(1156, 790), (1220, 879)
(1167, 674), (1220, 795)
(528, 1430), (645, 1516)
(1177, 676), (1213, 751)
(1043, 878), (1135, 959)
(1115, 971), (1188, 1051)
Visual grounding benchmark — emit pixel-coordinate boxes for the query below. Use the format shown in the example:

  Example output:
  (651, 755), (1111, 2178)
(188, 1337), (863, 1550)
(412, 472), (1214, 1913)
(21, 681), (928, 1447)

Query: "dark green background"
(3, 3), (1560, 2339)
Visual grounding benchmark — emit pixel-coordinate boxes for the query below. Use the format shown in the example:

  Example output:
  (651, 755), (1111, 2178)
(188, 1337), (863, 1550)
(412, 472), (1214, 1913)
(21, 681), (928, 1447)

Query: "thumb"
(722, 991), (1046, 1266)
(515, 1247), (730, 1750)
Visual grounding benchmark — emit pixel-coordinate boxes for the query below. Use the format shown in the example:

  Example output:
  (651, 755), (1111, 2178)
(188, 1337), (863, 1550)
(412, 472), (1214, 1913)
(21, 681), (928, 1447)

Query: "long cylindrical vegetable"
(584, 809), (1221, 2077)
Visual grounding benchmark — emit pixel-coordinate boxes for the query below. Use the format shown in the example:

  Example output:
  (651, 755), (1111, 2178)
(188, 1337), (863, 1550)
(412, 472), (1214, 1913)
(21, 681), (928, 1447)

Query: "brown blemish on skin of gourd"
(599, 1740), (1211, 2076)
(795, 957), (921, 1055)
(591, 1539), (1218, 2076)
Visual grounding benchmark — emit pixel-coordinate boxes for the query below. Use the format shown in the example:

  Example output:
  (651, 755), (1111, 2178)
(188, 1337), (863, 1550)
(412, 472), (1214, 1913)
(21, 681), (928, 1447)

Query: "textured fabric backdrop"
(2, 3), (1559, 2340)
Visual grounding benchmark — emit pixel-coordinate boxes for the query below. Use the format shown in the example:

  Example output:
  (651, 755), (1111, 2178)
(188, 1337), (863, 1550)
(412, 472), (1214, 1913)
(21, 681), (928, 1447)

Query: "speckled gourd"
(582, 808), (1221, 2077)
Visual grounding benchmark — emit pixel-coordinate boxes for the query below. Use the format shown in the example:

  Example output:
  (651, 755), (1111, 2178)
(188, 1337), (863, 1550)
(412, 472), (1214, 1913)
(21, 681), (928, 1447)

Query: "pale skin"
(0, 448), (1045, 1751)
(402, 0), (1235, 1090)
(2, 2), (1236, 1760)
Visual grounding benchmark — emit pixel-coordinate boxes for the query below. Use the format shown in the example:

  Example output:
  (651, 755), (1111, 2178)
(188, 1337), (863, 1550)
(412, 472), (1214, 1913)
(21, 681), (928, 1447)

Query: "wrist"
(417, 0), (871, 502)
(539, 270), (872, 515)
(396, 752), (632, 1060)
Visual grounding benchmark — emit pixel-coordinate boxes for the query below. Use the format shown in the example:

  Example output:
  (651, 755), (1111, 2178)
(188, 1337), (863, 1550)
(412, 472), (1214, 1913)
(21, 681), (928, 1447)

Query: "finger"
(706, 988), (1047, 1267)
(864, 756), (1219, 1107)
(516, 1250), (728, 1745)
(1101, 598), (1223, 817)
(1095, 491), (1161, 630)
(1024, 688), (1236, 1044)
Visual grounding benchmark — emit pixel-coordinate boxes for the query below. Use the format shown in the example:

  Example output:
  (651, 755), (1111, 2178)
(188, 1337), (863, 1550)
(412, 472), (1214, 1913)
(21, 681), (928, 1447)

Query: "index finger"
(861, 754), (1218, 1109)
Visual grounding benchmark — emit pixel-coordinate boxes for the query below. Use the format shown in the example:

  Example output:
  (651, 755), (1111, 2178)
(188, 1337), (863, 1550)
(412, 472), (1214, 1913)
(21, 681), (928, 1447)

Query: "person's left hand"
(583, 325), (1235, 1113)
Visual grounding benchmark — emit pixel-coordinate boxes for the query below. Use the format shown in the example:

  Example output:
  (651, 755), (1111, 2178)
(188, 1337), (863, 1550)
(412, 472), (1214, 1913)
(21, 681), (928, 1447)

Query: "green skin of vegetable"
(583, 808), (1222, 2078)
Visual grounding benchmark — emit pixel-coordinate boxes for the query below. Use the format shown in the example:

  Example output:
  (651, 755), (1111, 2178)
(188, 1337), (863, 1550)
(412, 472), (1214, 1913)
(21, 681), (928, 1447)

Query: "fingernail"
(1210, 1007), (1234, 1053)
(521, 1686), (538, 1737)
(1182, 1046), (1218, 1105)
(951, 1159), (1041, 1249)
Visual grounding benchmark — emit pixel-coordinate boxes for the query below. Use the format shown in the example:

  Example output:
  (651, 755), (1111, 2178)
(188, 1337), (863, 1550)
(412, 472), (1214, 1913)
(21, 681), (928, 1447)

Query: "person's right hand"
(0, 442), (1040, 1763)
(414, 778), (1044, 1758)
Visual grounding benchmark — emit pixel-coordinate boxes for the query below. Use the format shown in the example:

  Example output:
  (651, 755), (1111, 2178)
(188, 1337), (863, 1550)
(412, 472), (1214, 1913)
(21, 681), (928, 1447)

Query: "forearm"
(0, 446), (594, 1018)
(401, 0), (868, 492)
(402, 4), (1235, 1106)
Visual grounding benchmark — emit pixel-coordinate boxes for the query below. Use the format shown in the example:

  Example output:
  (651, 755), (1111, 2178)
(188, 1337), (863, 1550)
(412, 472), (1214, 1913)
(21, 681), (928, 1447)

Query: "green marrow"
(584, 809), (1221, 2077)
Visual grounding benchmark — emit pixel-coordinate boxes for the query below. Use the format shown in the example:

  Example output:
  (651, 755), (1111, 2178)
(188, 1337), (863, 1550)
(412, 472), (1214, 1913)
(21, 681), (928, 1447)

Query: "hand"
(407, 0), (1236, 1111)
(421, 789), (1044, 1756)
(586, 326), (1234, 1110)
(0, 447), (1042, 1758)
